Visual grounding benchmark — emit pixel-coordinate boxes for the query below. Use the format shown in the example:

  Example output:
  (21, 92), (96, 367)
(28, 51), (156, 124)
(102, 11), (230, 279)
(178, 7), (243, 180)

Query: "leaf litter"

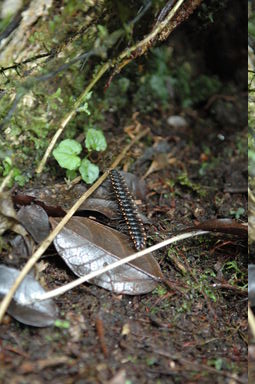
(0, 265), (58, 327)
(50, 216), (163, 295)
(1, 173), (247, 326)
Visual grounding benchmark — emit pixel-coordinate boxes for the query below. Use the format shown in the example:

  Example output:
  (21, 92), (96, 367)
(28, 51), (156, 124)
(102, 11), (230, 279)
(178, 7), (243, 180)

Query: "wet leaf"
(0, 265), (58, 327)
(53, 139), (82, 170)
(50, 217), (163, 295)
(17, 204), (50, 243)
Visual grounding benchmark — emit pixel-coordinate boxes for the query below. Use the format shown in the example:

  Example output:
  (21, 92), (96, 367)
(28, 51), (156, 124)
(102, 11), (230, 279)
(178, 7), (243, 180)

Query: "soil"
(0, 98), (247, 384)
(0, 2), (247, 384)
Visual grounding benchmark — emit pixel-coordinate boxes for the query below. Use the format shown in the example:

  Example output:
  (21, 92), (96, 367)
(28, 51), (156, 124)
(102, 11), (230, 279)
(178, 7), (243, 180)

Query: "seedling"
(53, 128), (107, 184)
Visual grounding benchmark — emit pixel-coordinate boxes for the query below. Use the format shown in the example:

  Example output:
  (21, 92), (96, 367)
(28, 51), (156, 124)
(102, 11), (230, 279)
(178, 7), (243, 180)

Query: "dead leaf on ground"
(17, 204), (51, 243)
(50, 217), (163, 295)
(8, 233), (34, 259)
(13, 171), (147, 214)
(0, 264), (58, 327)
(142, 152), (176, 179)
(0, 192), (27, 236)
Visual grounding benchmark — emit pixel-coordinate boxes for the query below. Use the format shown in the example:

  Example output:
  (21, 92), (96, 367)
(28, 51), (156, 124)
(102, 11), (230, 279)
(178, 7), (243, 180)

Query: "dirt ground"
(0, 2), (247, 384)
(0, 101), (247, 384)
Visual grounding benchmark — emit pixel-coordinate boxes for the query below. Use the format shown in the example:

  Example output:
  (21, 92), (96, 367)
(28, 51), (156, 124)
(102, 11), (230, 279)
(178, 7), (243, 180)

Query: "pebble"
(167, 115), (188, 129)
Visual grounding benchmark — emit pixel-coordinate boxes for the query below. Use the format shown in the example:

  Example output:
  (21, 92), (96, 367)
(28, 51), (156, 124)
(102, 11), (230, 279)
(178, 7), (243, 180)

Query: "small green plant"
(208, 358), (224, 371)
(53, 128), (107, 184)
(229, 207), (245, 220)
(178, 171), (207, 197)
(0, 156), (28, 187)
(54, 319), (70, 329)
(153, 286), (167, 296)
(223, 260), (246, 286)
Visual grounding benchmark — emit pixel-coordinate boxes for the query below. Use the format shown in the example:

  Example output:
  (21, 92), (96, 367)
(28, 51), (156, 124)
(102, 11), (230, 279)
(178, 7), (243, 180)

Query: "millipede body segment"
(109, 169), (147, 250)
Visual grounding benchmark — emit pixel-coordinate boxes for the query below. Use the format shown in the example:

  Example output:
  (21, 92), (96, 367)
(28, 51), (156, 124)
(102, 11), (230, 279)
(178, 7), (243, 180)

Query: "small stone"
(167, 115), (188, 129)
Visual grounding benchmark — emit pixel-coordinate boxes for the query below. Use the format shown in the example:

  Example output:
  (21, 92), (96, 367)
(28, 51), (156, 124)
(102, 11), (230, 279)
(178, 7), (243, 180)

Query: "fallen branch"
(0, 128), (149, 323)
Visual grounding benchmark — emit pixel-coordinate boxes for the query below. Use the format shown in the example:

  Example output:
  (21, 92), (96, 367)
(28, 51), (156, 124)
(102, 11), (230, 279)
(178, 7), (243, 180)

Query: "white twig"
(32, 230), (208, 303)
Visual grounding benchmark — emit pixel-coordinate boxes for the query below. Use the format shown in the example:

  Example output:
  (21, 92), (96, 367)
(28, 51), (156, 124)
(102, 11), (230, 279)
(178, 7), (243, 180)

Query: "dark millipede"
(109, 169), (147, 250)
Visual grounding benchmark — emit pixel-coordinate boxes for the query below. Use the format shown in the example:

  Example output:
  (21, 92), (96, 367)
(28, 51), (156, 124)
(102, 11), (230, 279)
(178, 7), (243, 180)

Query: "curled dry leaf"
(0, 265), (58, 327)
(78, 198), (119, 220)
(17, 204), (51, 243)
(9, 234), (34, 260)
(50, 217), (163, 295)
(0, 192), (27, 236)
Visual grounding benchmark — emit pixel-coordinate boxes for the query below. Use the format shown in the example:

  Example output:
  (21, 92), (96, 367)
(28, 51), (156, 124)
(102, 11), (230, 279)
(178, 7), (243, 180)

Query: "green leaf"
(66, 169), (77, 181)
(53, 139), (82, 170)
(77, 91), (92, 115)
(85, 128), (107, 152)
(54, 319), (70, 329)
(2, 156), (12, 176)
(79, 158), (99, 184)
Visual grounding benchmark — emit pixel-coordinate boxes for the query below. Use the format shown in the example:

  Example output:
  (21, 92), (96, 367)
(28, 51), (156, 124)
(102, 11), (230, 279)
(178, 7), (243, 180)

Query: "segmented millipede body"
(109, 169), (147, 250)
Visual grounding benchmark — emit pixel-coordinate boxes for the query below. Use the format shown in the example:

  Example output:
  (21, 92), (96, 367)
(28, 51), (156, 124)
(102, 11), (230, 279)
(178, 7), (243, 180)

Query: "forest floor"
(0, 86), (247, 383)
(0, 1), (248, 382)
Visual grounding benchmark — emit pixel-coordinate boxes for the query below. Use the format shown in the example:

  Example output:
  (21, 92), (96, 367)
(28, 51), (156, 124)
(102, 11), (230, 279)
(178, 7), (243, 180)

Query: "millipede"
(109, 169), (147, 250)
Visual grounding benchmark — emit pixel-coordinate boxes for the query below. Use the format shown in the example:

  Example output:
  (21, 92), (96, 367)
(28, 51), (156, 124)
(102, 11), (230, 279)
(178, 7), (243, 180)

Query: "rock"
(167, 115), (188, 129)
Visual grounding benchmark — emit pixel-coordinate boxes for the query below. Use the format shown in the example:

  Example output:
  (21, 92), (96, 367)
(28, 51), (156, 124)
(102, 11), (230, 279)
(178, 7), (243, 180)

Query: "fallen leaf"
(8, 234), (34, 259)
(50, 217), (163, 295)
(17, 204), (50, 243)
(0, 192), (27, 236)
(0, 264), (58, 327)
(142, 153), (176, 179)
(13, 171), (147, 215)
(78, 198), (119, 219)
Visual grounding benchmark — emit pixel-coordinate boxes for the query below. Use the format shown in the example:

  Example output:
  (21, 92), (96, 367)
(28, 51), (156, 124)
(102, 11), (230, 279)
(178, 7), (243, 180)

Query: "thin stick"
(119, 0), (185, 61)
(30, 230), (208, 303)
(36, 62), (110, 174)
(0, 128), (149, 323)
